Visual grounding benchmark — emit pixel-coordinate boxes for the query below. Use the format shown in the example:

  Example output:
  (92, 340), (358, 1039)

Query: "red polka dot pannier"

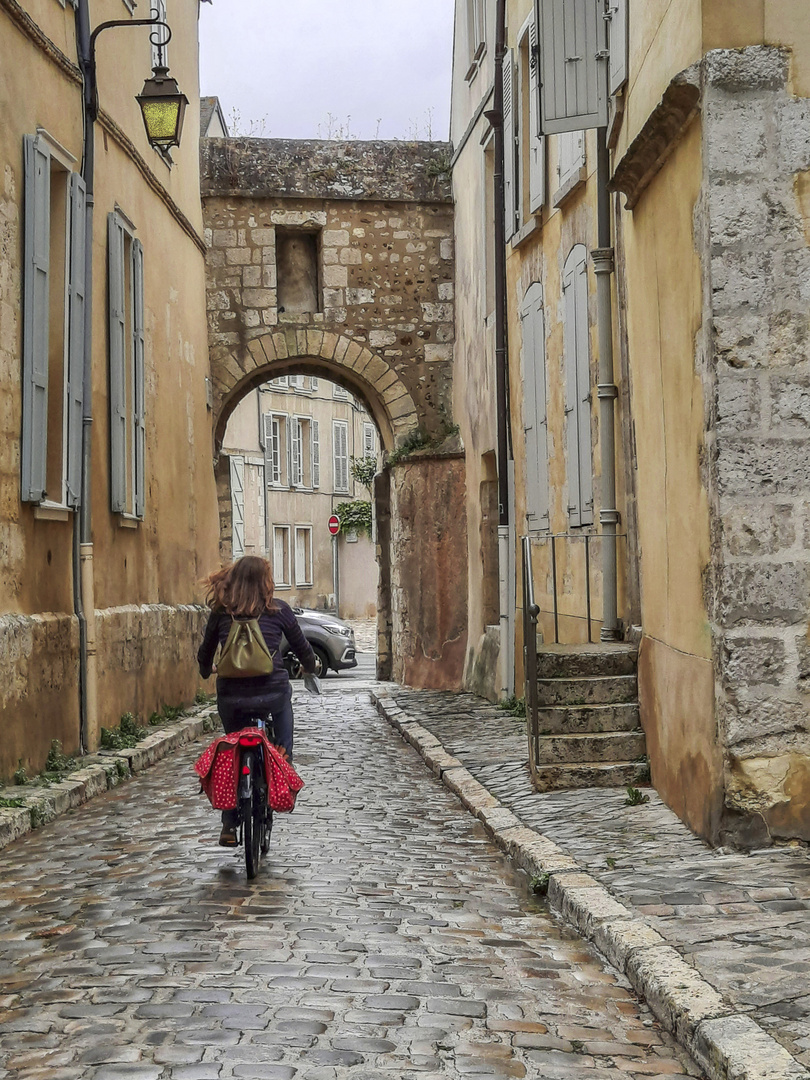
(194, 727), (304, 812)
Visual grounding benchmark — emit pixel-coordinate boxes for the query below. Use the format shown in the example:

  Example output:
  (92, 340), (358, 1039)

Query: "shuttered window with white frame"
(312, 419), (320, 488)
(229, 455), (245, 558)
(527, 17), (546, 213)
(607, 0), (628, 95)
(557, 129), (585, 190)
(108, 210), (146, 518)
(562, 245), (594, 527)
(520, 282), (550, 531)
(333, 419), (349, 493)
(290, 417), (302, 486)
(273, 525), (291, 586)
(536, 0), (609, 135)
(363, 422), (376, 457)
(503, 48), (518, 241)
(22, 133), (86, 508)
(295, 526), (313, 586)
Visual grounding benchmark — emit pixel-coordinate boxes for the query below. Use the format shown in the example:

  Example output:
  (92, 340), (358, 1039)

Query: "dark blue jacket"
(197, 601), (316, 701)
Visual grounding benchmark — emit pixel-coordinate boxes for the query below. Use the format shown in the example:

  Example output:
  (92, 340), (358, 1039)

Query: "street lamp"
(136, 65), (189, 151)
(88, 13), (189, 153)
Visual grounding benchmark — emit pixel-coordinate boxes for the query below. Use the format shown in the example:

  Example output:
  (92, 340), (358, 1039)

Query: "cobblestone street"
(0, 682), (701, 1079)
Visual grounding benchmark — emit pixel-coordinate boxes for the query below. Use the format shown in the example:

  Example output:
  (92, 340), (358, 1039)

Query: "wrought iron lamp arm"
(87, 14), (172, 120)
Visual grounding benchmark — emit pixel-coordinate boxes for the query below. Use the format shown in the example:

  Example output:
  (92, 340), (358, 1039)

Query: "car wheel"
(312, 645), (330, 678)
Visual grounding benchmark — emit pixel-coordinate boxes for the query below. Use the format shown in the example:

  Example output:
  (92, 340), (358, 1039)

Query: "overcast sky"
(199, 0), (455, 142)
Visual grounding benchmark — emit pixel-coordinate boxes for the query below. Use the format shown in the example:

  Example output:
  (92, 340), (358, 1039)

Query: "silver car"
(282, 608), (358, 677)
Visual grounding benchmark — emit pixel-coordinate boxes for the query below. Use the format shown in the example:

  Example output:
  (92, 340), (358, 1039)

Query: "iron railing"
(521, 535), (541, 776)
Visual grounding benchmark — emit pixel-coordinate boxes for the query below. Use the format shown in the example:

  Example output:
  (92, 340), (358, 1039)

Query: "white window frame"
(230, 455), (245, 559)
(556, 129), (586, 193)
(107, 207), (145, 520)
(312, 419), (320, 488)
(332, 419), (349, 493)
(362, 422), (376, 458)
(269, 376), (289, 390)
(265, 413), (289, 488)
(465, 0), (487, 80)
(21, 131), (85, 511)
(294, 525), (313, 587)
(272, 525), (291, 587)
(333, 384), (350, 400)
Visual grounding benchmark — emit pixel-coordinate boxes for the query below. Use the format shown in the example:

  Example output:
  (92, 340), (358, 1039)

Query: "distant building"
(221, 378), (380, 619)
(201, 96), (229, 139)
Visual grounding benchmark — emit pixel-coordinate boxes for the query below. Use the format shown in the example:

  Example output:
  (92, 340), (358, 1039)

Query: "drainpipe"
(74, 0), (98, 751)
(485, 0), (516, 698)
(592, 127), (620, 641)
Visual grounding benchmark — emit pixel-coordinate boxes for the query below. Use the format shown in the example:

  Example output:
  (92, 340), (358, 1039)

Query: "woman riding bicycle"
(197, 555), (316, 846)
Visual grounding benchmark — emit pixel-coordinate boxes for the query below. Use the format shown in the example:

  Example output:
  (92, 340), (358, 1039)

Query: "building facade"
(452, 0), (810, 845)
(0, 0), (218, 779)
(221, 376), (380, 619)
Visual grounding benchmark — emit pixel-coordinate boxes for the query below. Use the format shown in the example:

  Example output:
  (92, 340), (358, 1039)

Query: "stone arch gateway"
(201, 139), (468, 689)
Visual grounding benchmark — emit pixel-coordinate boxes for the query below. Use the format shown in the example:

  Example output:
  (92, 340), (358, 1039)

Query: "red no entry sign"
(328, 515), (340, 536)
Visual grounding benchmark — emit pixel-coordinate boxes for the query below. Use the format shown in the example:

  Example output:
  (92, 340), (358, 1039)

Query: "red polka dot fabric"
(194, 728), (305, 813)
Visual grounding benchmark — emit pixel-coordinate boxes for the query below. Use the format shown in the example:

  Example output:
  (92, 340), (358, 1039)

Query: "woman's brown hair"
(204, 556), (276, 617)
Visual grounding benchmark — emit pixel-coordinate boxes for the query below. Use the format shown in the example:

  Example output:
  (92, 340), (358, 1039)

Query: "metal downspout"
(486, 0), (516, 698)
(593, 128), (620, 641)
(75, 0), (97, 751)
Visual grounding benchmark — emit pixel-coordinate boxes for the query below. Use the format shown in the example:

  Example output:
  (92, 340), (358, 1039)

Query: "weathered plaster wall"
(339, 534), (378, 620)
(702, 46), (810, 842)
(389, 453), (468, 690)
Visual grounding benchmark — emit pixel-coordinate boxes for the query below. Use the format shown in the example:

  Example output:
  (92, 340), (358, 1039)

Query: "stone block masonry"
(201, 139), (455, 448)
(702, 47), (810, 842)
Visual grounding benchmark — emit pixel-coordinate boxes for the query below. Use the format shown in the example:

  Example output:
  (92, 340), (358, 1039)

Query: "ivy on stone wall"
(335, 500), (372, 538)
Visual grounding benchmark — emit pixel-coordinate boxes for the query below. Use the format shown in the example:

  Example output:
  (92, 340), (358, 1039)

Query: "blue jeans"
(218, 686), (294, 829)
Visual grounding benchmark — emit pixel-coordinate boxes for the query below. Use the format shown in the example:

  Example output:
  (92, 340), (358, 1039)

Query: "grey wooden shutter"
(230, 455), (245, 558)
(607, 0), (628, 95)
(108, 213), (127, 512)
(333, 421), (348, 491)
(312, 419), (320, 487)
(22, 135), (50, 503)
(291, 418), (301, 486)
(132, 238), (145, 518)
(528, 18), (546, 212)
(263, 413), (274, 484)
(66, 171), (87, 508)
(503, 49), (518, 241)
(563, 246), (593, 527)
(574, 252), (594, 524)
(520, 283), (549, 530)
(537, 0), (608, 134)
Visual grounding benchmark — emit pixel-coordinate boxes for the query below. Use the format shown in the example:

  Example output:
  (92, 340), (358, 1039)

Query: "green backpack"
(217, 617), (275, 678)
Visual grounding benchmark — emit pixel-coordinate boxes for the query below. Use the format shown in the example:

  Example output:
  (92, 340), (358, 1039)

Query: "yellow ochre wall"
(0, 0), (219, 778)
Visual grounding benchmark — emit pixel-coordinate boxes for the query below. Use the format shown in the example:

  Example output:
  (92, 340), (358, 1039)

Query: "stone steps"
(536, 702), (641, 735)
(537, 673), (638, 706)
(531, 760), (651, 793)
(532, 730), (647, 765)
(529, 644), (647, 793)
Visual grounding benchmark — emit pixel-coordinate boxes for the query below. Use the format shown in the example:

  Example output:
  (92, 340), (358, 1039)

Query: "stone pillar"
(703, 47), (810, 843)
(374, 470), (393, 681)
(388, 453), (468, 690)
(215, 455), (233, 566)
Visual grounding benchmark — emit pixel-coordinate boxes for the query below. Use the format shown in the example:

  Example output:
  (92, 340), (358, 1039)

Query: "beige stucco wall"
(0, 0), (219, 779)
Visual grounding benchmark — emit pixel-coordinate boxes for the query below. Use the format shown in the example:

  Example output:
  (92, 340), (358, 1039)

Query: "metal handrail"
(521, 536), (540, 778)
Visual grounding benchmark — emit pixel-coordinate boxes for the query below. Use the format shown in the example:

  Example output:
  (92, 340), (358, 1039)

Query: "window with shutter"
(363, 422), (376, 457)
(528, 17), (546, 213)
(557, 129), (586, 190)
(65, 172), (86, 509)
(295, 526), (313, 586)
(520, 282), (550, 531)
(562, 245), (594, 527)
(22, 133), (82, 509)
(312, 420), (320, 488)
(607, 0), (628, 95)
(537, 0), (609, 135)
(503, 49), (518, 242)
(230, 455), (245, 558)
(272, 525), (291, 586)
(290, 418), (302, 486)
(465, 0), (487, 78)
(333, 420), (349, 493)
(108, 210), (146, 518)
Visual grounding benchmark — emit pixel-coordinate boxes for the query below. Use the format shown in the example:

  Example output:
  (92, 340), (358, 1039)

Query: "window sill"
(117, 515), (141, 529)
(552, 166), (588, 209)
(275, 583), (291, 590)
(278, 311), (324, 325)
(511, 216), (542, 250)
(33, 504), (71, 522)
(296, 582), (313, 589)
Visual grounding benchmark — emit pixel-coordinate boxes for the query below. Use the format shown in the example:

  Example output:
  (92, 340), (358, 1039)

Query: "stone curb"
(371, 689), (809, 1080)
(0, 705), (218, 853)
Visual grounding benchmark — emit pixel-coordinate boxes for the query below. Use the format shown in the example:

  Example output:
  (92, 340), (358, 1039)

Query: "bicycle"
(235, 721), (273, 879)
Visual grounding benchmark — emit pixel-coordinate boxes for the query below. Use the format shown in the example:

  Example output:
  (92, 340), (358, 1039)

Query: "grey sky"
(199, 0), (455, 142)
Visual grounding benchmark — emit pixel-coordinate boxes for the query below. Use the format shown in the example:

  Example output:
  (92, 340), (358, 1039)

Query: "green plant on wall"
(350, 454), (377, 494)
(334, 500), (372, 538)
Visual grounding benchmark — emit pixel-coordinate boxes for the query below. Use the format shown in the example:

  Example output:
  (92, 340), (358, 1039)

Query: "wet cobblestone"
(388, 687), (810, 1069)
(0, 687), (702, 1078)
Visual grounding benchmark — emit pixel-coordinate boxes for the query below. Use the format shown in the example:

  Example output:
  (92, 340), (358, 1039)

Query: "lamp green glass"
(136, 65), (189, 150)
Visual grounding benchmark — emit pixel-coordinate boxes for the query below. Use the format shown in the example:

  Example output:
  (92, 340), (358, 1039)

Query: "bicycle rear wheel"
(242, 751), (262, 879)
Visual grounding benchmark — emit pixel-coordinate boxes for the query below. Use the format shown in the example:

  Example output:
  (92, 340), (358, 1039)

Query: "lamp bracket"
(87, 12), (172, 120)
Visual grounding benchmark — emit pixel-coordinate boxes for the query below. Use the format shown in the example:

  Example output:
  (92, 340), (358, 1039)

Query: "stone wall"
(388, 448), (468, 690)
(702, 47), (810, 842)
